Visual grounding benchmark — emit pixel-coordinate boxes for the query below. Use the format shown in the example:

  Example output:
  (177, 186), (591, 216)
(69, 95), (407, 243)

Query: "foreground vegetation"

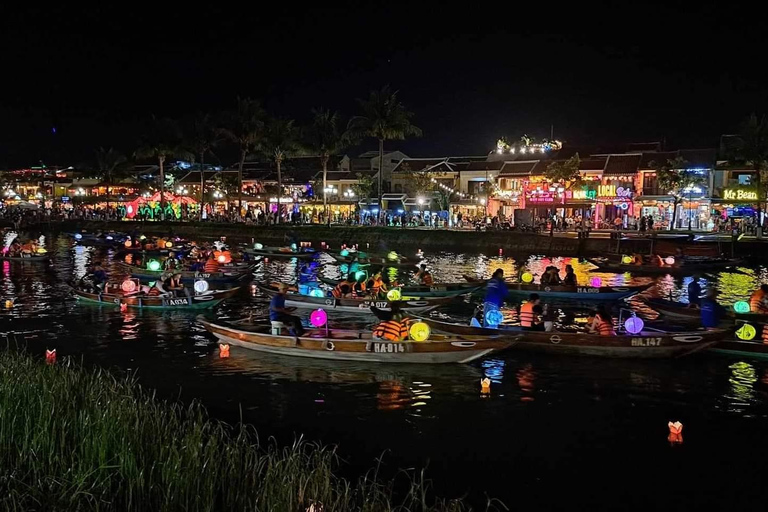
(0, 352), (486, 511)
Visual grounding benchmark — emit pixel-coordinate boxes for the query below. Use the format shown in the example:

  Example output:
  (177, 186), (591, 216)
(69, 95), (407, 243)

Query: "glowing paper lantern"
(624, 316), (644, 334)
(125, 240), (132, 248)
(668, 421), (683, 444)
(106, 236), (113, 241)
(310, 309), (327, 327)
(355, 270), (367, 281)
(219, 344), (230, 358)
(139, 235), (146, 241)
(45, 349), (56, 365)
(217, 255), (227, 263)
(147, 260), (161, 271)
(409, 321), (430, 341)
(166, 241), (173, 249)
(622, 255), (632, 264)
(387, 288), (402, 301)
(485, 308), (503, 328)
(194, 280), (210, 294)
(156, 239), (166, 248)
(736, 324), (757, 341)
(340, 249), (349, 257)
(590, 276), (602, 288)
(74, 233), (82, 240)
(36, 248), (47, 254)
(665, 256), (675, 265)
(734, 301), (750, 314)
(254, 243), (264, 250)
(310, 288), (325, 298)
(387, 251), (398, 261)
(120, 303), (128, 312)
(291, 243), (298, 251)
(4, 300), (13, 309)
(121, 280), (137, 293)
(521, 272), (533, 283)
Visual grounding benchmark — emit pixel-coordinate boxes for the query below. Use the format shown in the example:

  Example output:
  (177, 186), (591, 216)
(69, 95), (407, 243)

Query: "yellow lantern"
(736, 324), (757, 341)
(166, 241), (173, 249)
(521, 272), (533, 283)
(387, 288), (402, 301)
(622, 255), (632, 264)
(36, 248), (47, 254)
(124, 240), (133, 248)
(409, 321), (431, 341)
(480, 377), (491, 394)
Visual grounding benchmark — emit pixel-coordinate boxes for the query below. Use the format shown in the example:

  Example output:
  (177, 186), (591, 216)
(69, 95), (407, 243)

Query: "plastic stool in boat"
(271, 321), (287, 335)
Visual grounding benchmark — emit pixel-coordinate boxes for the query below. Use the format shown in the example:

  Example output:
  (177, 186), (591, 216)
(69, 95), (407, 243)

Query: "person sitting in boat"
(589, 306), (616, 335)
(519, 293), (541, 330)
(700, 289), (726, 329)
(653, 254), (666, 267)
(632, 253), (644, 265)
(687, 275), (702, 307)
(270, 283), (305, 336)
(162, 271), (183, 296)
(540, 266), (562, 285)
(415, 264), (434, 286)
(531, 304), (546, 331)
(562, 265), (577, 286)
(163, 252), (180, 270)
(371, 302), (411, 342)
(367, 272), (385, 298)
(331, 276), (356, 298)
(749, 284), (768, 313)
(203, 253), (220, 274)
(146, 281), (164, 296)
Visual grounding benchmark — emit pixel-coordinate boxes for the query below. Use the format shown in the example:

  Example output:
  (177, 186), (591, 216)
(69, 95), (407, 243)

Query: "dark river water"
(2, 234), (768, 511)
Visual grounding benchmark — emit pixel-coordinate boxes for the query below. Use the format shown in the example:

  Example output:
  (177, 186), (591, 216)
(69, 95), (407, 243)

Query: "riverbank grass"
(0, 352), (471, 511)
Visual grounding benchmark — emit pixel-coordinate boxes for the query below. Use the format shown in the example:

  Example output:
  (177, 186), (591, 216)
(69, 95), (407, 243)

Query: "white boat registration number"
(166, 298), (190, 306)
(361, 301), (389, 309)
(577, 287), (600, 294)
(372, 343), (405, 353)
(631, 337), (662, 347)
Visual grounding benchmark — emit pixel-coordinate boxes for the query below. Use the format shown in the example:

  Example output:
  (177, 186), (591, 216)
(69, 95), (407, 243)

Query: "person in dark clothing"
(562, 265), (577, 286)
(270, 283), (305, 336)
(700, 289), (726, 328)
(688, 275), (702, 307)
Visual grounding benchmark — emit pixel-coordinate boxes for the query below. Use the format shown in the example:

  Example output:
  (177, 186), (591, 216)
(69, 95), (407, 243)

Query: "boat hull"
(505, 283), (649, 301)
(118, 263), (254, 283)
(73, 287), (238, 309)
(0, 255), (49, 262)
(588, 258), (743, 276)
(200, 319), (516, 364)
(317, 276), (482, 298)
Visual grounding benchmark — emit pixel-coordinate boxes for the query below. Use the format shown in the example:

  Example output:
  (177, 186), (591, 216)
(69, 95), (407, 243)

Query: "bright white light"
(539, 147), (546, 153)
(510, 148), (515, 154)
(418, 198), (424, 205)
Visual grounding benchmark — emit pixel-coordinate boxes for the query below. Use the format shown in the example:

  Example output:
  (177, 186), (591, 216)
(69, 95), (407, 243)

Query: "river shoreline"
(20, 219), (754, 257)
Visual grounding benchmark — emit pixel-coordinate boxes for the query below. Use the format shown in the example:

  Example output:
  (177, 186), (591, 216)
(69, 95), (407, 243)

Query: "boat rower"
(700, 289), (726, 329)
(484, 268), (509, 328)
(749, 284), (768, 313)
(687, 275), (702, 307)
(331, 275), (356, 298)
(371, 302), (411, 341)
(270, 283), (305, 336)
(415, 264), (434, 286)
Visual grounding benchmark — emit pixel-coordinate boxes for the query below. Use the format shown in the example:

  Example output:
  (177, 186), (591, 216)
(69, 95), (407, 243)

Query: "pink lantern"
(121, 279), (137, 293)
(310, 309), (327, 327)
(590, 276), (602, 288)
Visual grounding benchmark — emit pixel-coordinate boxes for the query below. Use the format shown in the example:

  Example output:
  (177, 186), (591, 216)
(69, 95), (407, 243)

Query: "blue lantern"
(485, 309), (503, 328)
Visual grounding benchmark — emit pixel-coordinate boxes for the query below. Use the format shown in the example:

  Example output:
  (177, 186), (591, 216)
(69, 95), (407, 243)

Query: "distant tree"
(651, 156), (702, 230)
(260, 118), (301, 224)
(304, 108), (350, 223)
(347, 86), (422, 207)
(185, 113), (224, 220)
(221, 97), (265, 211)
(545, 153), (581, 185)
(135, 118), (190, 220)
(94, 147), (127, 210)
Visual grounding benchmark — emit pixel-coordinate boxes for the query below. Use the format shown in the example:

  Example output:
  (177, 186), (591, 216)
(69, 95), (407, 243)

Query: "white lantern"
(194, 280), (210, 294)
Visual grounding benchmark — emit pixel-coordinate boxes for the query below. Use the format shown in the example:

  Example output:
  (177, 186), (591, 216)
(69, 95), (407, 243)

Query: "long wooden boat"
(418, 315), (723, 358)
(199, 317), (517, 364)
(646, 297), (768, 323)
(328, 252), (418, 269)
(709, 339), (768, 359)
(244, 246), (318, 260)
(117, 262), (254, 283)
(588, 257), (743, 276)
(317, 276), (483, 298)
(0, 254), (50, 262)
(463, 276), (649, 301)
(258, 285), (456, 313)
(73, 287), (239, 309)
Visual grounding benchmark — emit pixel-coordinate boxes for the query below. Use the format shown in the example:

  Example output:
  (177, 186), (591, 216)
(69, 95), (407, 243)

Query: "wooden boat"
(258, 285), (456, 313)
(418, 315), (724, 358)
(464, 275), (649, 301)
(73, 287), (239, 309)
(243, 246), (318, 260)
(317, 276), (483, 298)
(646, 297), (768, 323)
(0, 254), (49, 262)
(328, 251), (418, 269)
(588, 257), (743, 276)
(117, 262), (254, 283)
(709, 339), (768, 359)
(199, 317), (517, 364)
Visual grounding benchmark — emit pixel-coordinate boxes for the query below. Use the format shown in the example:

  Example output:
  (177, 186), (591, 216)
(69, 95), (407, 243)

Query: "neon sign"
(723, 188), (758, 201)
(598, 184), (633, 200)
(566, 188), (597, 201)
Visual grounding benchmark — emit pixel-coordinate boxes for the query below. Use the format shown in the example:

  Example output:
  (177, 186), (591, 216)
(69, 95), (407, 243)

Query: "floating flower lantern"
(340, 249), (349, 257)
(622, 255), (632, 264)
(409, 321), (430, 341)
(668, 421), (683, 444)
(124, 240), (132, 248)
(254, 243), (264, 250)
(665, 256), (675, 265)
(219, 344), (230, 358)
(387, 251), (398, 261)
(45, 349), (56, 364)
(480, 377), (491, 394)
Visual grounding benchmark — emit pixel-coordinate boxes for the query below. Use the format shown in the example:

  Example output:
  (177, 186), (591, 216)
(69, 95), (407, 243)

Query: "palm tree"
(261, 118), (301, 224)
(186, 113), (223, 220)
(135, 118), (189, 221)
(733, 113), (768, 235)
(94, 147), (127, 211)
(304, 108), (349, 223)
(221, 97), (265, 212)
(348, 86), (422, 208)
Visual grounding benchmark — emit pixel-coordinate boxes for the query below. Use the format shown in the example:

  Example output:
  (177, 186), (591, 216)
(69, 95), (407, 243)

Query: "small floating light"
(521, 272), (533, 283)
(480, 377), (491, 394)
(387, 288), (401, 301)
(668, 421), (683, 444)
(590, 276), (602, 288)
(45, 349), (56, 364)
(219, 344), (230, 358)
(120, 303), (128, 312)
(736, 323), (757, 340)
(124, 240), (132, 248)
(624, 316), (644, 335)
(665, 256), (675, 265)
(74, 233), (82, 240)
(340, 249), (349, 257)
(217, 255), (227, 264)
(310, 309), (327, 327)
(622, 255), (633, 264)
(409, 321), (430, 341)
(166, 241), (173, 249)
(290, 243), (298, 251)
(733, 301), (750, 314)
(36, 248), (47, 254)
(4, 299), (13, 309)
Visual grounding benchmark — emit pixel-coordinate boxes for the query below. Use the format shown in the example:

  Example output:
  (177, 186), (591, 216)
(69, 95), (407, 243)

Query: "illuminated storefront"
(595, 178), (635, 228)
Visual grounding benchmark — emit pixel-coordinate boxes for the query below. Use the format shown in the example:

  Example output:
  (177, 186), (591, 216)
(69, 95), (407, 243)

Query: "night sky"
(1, 4), (765, 167)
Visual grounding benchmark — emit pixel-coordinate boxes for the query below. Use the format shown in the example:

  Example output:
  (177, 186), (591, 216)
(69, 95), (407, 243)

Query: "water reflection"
(727, 361), (758, 410)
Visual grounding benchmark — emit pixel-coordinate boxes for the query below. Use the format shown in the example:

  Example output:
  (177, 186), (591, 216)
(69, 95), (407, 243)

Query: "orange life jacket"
(372, 319), (410, 341)
(371, 277), (384, 295)
(519, 302), (535, 327)
(762, 325), (768, 345)
(204, 259), (220, 273)
(332, 281), (354, 298)
(148, 287), (161, 296)
(422, 273), (434, 286)
(596, 315), (616, 336)
(750, 289), (767, 312)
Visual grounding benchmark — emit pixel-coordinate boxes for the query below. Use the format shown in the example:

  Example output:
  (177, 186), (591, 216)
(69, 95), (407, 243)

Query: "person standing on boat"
(700, 289), (726, 328)
(688, 275), (702, 307)
(484, 268), (508, 328)
(749, 284), (768, 313)
(371, 302), (410, 341)
(270, 283), (305, 336)
(519, 293), (541, 330)
(562, 265), (577, 286)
